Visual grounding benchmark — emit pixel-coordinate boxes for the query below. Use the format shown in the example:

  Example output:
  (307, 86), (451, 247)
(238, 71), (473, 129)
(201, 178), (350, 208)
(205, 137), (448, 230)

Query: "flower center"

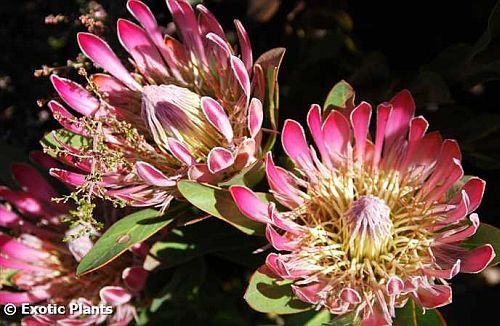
(141, 84), (220, 158)
(344, 195), (393, 259)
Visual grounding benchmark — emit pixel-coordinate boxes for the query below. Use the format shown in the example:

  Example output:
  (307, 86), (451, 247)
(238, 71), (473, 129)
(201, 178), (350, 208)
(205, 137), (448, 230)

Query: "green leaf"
(462, 223), (500, 266)
(77, 205), (186, 275)
(394, 299), (446, 326)
(177, 180), (265, 235)
(330, 311), (360, 326)
(244, 267), (312, 314)
(149, 258), (207, 313)
(323, 80), (355, 112)
(286, 310), (332, 326)
(218, 160), (265, 188)
(41, 129), (90, 157)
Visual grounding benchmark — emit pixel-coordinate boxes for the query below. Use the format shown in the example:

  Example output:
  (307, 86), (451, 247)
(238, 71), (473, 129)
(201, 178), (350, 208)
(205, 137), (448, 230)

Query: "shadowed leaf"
(394, 299), (446, 325)
(244, 266), (311, 314)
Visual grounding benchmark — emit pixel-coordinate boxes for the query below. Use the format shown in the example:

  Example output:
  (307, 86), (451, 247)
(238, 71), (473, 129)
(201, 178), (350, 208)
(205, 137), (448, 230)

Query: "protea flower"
(230, 90), (495, 324)
(47, 0), (275, 210)
(0, 157), (148, 325)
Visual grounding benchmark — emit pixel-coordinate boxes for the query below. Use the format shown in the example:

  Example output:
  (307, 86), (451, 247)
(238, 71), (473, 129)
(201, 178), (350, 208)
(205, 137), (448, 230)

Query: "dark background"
(0, 0), (499, 324)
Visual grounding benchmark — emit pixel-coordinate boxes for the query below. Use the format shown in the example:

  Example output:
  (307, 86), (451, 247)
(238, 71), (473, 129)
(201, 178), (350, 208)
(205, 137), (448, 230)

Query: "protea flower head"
(47, 0), (275, 210)
(230, 90), (495, 324)
(0, 156), (148, 325)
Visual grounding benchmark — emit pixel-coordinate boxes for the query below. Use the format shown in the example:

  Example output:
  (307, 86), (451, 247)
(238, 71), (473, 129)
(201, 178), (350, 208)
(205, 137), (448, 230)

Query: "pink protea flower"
(0, 158), (148, 325)
(230, 90), (496, 324)
(47, 0), (274, 210)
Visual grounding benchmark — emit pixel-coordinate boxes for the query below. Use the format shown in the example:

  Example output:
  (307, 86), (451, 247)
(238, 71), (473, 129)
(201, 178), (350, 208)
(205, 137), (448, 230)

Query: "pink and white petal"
(0, 234), (49, 262)
(229, 185), (271, 224)
(306, 104), (330, 167)
(49, 168), (86, 187)
(201, 97), (233, 142)
(206, 32), (232, 57)
(230, 55), (251, 97)
(234, 19), (253, 72)
(50, 75), (99, 116)
(265, 153), (304, 208)
(384, 90), (415, 149)
(373, 103), (392, 168)
(167, 138), (195, 166)
(322, 110), (351, 161)
(77, 32), (141, 91)
(265, 225), (298, 251)
(0, 188), (44, 216)
(438, 214), (480, 244)
(127, 0), (163, 46)
(197, 4), (225, 38)
(282, 119), (314, 171)
(269, 204), (305, 234)
(11, 163), (58, 202)
(424, 158), (464, 204)
(291, 283), (323, 305)
(0, 256), (51, 273)
(350, 101), (372, 161)
(135, 161), (176, 187)
(233, 138), (257, 170)
(340, 287), (362, 304)
(92, 74), (140, 113)
(248, 98), (263, 138)
(386, 276), (404, 296)
(99, 286), (132, 306)
(187, 164), (219, 184)
(207, 147), (234, 174)
(459, 244), (495, 273)
(0, 205), (20, 227)
(122, 266), (148, 292)
(117, 19), (168, 78)
(48, 101), (87, 135)
(407, 132), (443, 177)
(166, 0), (206, 64)
(65, 227), (93, 262)
(163, 35), (189, 79)
(408, 116), (429, 141)
(440, 190), (469, 225)
(423, 260), (461, 279)
(264, 254), (286, 277)
(462, 177), (486, 213)
(400, 116), (429, 169)
(414, 284), (452, 309)
(361, 307), (390, 326)
(421, 140), (461, 195)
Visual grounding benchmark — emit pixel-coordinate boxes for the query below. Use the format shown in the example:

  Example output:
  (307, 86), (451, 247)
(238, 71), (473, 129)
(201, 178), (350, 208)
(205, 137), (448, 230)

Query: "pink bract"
(0, 156), (148, 325)
(231, 90), (495, 324)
